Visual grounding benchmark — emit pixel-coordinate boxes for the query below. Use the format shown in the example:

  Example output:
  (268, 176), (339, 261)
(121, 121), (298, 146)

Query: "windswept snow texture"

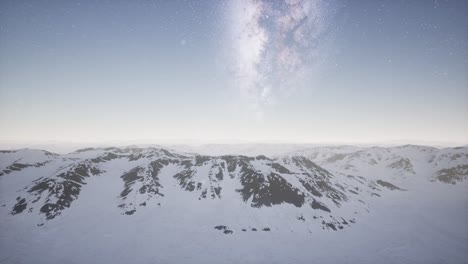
(0, 145), (467, 264)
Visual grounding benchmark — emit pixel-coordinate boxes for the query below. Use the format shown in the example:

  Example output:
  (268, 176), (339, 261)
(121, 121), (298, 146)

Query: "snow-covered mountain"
(167, 144), (468, 183)
(1, 147), (386, 230)
(285, 145), (468, 183)
(0, 145), (467, 264)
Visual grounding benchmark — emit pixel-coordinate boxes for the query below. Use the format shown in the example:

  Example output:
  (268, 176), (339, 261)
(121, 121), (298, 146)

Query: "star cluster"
(226, 0), (333, 117)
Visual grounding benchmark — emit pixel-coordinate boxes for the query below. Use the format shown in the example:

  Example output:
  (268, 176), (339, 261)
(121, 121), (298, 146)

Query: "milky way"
(226, 0), (333, 117)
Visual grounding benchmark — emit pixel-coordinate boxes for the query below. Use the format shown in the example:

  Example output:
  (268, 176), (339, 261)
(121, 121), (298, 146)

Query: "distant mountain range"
(1, 145), (466, 229)
(1, 144), (467, 263)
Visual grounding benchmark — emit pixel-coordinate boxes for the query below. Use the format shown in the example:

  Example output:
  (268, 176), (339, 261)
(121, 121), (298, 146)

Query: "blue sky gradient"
(0, 0), (467, 145)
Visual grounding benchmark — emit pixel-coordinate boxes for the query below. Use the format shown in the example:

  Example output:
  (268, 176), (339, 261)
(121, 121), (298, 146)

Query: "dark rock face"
(174, 158), (225, 200)
(221, 157), (326, 209)
(271, 163), (292, 174)
(311, 199), (330, 212)
(119, 159), (174, 213)
(195, 155), (211, 166)
(7, 163), (32, 171)
(11, 197), (27, 215)
(90, 152), (119, 163)
(125, 210), (136, 215)
(436, 165), (468, 184)
(387, 158), (415, 174)
(12, 162), (102, 220)
(223, 155), (254, 175)
(121, 167), (142, 198)
(214, 225), (233, 234)
(300, 180), (323, 197)
(237, 169), (305, 208)
(292, 157), (332, 177)
(326, 223), (337, 231)
(120, 160), (169, 199)
(0, 162), (49, 177)
(292, 157), (348, 206)
(174, 167), (196, 192)
(320, 215), (350, 231)
(376, 180), (403, 191)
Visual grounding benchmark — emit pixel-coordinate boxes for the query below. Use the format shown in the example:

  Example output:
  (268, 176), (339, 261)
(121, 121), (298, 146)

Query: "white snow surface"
(0, 145), (467, 264)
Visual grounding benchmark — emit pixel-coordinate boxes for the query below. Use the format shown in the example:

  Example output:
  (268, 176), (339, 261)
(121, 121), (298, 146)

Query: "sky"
(0, 0), (467, 146)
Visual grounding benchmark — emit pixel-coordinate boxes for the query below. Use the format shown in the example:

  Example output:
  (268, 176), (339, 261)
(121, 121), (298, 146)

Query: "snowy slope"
(1, 147), (386, 230)
(0, 145), (467, 264)
(283, 145), (468, 185)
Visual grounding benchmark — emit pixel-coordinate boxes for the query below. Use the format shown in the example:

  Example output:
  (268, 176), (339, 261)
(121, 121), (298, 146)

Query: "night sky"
(0, 0), (467, 145)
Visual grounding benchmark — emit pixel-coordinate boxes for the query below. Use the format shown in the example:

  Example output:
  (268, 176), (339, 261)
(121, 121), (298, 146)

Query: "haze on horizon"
(1, 0), (467, 146)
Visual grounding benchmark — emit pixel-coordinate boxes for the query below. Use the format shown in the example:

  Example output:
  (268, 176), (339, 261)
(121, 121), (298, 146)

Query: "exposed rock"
(435, 165), (468, 184)
(376, 180), (404, 191)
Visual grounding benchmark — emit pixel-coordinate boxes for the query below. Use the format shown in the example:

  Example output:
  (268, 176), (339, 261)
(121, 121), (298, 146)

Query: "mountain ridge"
(1, 145), (466, 230)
